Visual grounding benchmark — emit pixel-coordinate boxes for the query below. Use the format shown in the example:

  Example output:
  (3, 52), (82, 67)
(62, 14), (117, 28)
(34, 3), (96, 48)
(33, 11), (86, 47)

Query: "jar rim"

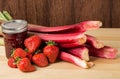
(1, 20), (28, 34)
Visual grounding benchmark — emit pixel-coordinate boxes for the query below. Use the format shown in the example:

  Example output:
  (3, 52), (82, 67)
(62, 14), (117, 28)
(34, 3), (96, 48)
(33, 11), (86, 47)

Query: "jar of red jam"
(1, 20), (28, 58)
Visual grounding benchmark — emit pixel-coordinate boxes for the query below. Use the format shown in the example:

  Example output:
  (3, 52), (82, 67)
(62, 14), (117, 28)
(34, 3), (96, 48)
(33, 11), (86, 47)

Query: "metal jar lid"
(1, 20), (28, 34)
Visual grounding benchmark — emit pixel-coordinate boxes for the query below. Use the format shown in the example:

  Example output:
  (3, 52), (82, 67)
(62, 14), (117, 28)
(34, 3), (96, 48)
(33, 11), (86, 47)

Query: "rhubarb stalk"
(30, 32), (86, 44)
(28, 23), (86, 33)
(80, 21), (102, 30)
(87, 46), (118, 59)
(28, 21), (102, 33)
(59, 51), (94, 69)
(86, 34), (104, 49)
(59, 35), (87, 48)
(67, 46), (89, 61)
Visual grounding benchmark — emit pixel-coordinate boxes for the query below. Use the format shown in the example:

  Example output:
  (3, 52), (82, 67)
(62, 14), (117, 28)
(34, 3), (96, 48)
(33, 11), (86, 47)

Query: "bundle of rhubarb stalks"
(0, 11), (118, 71)
(28, 21), (118, 69)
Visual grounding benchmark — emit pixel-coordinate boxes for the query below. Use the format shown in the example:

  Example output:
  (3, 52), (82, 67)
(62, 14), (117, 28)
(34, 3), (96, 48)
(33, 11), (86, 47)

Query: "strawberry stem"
(10, 49), (15, 57)
(24, 48), (28, 52)
(46, 40), (57, 46)
(34, 50), (41, 54)
(15, 57), (21, 64)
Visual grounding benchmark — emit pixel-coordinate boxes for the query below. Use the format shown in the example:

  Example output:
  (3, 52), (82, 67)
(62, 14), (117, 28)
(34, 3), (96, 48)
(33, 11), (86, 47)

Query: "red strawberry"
(7, 57), (17, 68)
(24, 35), (41, 53)
(32, 53), (48, 67)
(12, 48), (27, 59)
(17, 58), (36, 72)
(43, 41), (59, 63)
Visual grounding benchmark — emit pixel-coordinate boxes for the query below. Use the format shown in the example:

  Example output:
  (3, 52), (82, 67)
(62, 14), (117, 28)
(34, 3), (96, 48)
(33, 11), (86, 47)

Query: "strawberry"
(24, 35), (41, 53)
(12, 48), (27, 59)
(17, 58), (36, 72)
(7, 57), (17, 68)
(32, 53), (48, 67)
(43, 40), (59, 63)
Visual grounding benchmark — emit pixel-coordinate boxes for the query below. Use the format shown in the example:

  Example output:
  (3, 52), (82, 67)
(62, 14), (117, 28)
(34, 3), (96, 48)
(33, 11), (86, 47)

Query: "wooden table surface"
(0, 28), (120, 79)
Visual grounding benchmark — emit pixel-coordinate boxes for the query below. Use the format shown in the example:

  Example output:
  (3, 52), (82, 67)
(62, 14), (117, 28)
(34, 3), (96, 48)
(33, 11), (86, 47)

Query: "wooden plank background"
(0, 0), (120, 28)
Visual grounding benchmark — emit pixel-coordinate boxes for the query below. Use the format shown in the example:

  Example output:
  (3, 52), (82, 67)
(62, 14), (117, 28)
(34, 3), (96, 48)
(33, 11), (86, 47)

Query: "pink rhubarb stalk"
(87, 46), (118, 59)
(86, 34), (104, 49)
(59, 36), (87, 48)
(30, 32), (86, 44)
(59, 51), (94, 69)
(80, 21), (102, 30)
(28, 21), (102, 33)
(28, 23), (81, 33)
(68, 46), (89, 61)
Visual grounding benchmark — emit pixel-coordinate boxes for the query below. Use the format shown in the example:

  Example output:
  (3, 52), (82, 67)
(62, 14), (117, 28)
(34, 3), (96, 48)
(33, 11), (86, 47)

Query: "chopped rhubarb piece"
(87, 46), (118, 59)
(59, 51), (94, 69)
(68, 46), (89, 61)
(86, 34), (104, 49)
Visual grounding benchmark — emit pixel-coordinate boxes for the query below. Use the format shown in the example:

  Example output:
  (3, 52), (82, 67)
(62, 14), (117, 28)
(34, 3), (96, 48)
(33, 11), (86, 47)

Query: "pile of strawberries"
(8, 35), (59, 72)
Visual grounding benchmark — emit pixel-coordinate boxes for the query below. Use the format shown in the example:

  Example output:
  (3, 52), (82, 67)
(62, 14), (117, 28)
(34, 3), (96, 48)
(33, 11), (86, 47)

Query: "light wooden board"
(0, 28), (120, 79)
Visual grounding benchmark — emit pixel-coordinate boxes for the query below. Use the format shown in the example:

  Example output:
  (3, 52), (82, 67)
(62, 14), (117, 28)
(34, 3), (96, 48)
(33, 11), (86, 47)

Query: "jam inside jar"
(1, 20), (28, 59)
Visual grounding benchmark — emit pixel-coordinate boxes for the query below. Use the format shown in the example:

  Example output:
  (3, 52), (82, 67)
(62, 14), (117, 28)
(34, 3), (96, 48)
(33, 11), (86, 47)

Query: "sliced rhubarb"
(30, 32), (86, 44)
(87, 46), (118, 59)
(86, 34), (104, 49)
(67, 46), (89, 61)
(28, 21), (102, 33)
(59, 51), (94, 69)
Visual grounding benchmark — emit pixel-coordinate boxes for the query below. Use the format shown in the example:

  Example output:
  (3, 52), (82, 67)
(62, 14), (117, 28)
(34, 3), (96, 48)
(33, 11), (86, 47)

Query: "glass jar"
(1, 20), (28, 58)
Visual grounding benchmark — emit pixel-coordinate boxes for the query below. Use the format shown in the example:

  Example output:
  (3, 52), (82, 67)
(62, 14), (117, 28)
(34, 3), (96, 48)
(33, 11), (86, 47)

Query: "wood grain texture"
(0, 0), (120, 28)
(73, 0), (111, 28)
(48, 0), (75, 26)
(112, 0), (120, 28)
